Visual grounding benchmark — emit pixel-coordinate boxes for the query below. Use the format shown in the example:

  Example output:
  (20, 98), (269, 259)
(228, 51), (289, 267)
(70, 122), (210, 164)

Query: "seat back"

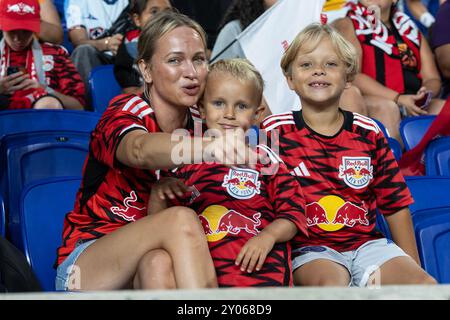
(387, 137), (402, 161)
(89, 65), (122, 114)
(414, 209), (450, 283)
(400, 116), (436, 151)
(425, 136), (450, 176)
(0, 131), (89, 249)
(405, 176), (450, 214)
(0, 109), (100, 141)
(20, 176), (81, 291)
(0, 193), (4, 237)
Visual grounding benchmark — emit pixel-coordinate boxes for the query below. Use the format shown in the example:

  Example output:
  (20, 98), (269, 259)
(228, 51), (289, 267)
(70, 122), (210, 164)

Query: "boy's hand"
(153, 177), (193, 200)
(235, 232), (275, 273)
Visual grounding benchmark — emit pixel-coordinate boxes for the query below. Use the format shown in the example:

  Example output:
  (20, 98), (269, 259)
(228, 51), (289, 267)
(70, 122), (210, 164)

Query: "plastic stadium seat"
(20, 176), (81, 291)
(0, 109), (100, 140)
(405, 176), (450, 215)
(425, 136), (450, 176)
(375, 210), (392, 240)
(0, 131), (89, 249)
(414, 209), (450, 283)
(89, 65), (122, 114)
(400, 116), (436, 151)
(372, 118), (390, 138)
(387, 137), (402, 161)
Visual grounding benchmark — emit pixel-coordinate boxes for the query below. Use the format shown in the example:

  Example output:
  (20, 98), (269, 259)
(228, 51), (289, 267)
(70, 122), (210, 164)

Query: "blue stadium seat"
(0, 109), (100, 140)
(400, 116), (436, 151)
(414, 209), (450, 283)
(0, 132), (89, 250)
(387, 137), (402, 161)
(89, 65), (122, 114)
(425, 136), (450, 176)
(405, 176), (450, 215)
(372, 118), (390, 138)
(19, 176), (81, 291)
(375, 210), (392, 240)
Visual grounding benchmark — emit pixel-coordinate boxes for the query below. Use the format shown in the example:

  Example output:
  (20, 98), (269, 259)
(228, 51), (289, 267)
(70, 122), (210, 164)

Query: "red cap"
(0, 0), (40, 33)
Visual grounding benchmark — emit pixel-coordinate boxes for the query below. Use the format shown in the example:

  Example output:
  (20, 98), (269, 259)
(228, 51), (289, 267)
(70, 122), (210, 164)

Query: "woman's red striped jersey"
(166, 145), (307, 287)
(262, 110), (413, 253)
(56, 94), (202, 266)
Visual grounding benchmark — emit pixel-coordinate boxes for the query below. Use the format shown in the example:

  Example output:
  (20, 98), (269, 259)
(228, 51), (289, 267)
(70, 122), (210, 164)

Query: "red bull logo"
(7, 3), (36, 15)
(222, 168), (261, 200)
(306, 195), (368, 231)
(199, 205), (261, 242)
(338, 157), (373, 189)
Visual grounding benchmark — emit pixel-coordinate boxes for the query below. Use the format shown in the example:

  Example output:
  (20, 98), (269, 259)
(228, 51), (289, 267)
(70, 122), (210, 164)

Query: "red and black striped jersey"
(166, 145), (307, 287)
(8, 42), (85, 106)
(56, 94), (202, 266)
(262, 110), (413, 253)
(347, 2), (422, 94)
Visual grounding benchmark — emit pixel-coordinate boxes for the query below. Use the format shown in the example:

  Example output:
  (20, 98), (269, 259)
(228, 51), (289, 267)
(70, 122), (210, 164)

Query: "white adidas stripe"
(138, 108), (154, 119)
(120, 123), (148, 136)
(354, 120), (379, 134)
(262, 112), (294, 127)
(130, 101), (148, 114)
(122, 96), (142, 112)
(264, 120), (296, 132)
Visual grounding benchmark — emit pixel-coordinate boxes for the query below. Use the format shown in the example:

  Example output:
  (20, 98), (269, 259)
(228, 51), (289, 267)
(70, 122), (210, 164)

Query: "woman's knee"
(135, 249), (176, 289)
(33, 96), (63, 109)
(409, 273), (438, 285)
(163, 206), (204, 238)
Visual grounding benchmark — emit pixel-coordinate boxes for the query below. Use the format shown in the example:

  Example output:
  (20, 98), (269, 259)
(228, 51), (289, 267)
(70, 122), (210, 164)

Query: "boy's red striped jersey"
(56, 94), (202, 266)
(262, 110), (413, 253)
(166, 145), (307, 287)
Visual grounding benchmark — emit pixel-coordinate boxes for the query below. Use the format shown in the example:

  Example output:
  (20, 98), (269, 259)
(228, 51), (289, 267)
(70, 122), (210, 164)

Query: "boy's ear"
(285, 74), (295, 91)
(253, 98), (268, 124)
(138, 59), (153, 84)
(344, 80), (352, 89)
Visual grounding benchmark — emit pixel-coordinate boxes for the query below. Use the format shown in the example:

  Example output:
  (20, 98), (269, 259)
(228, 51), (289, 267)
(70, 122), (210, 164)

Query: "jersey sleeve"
(372, 132), (414, 215)
(260, 147), (308, 237)
(90, 94), (156, 169)
(65, 0), (87, 30)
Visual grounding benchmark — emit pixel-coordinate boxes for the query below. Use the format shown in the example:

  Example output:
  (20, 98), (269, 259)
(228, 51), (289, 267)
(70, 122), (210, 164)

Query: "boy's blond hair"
(281, 23), (358, 82)
(207, 58), (265, 106)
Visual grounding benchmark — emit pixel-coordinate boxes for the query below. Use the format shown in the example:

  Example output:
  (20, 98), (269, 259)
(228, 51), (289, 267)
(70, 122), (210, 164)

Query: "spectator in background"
(172, 0), (233, 56)
(114, 0), (172, 95)
(211, 0), (277, 61)
(0, 0), (85, 110)
(431, 0), (450, 98)
(38, 0), (64, 44)
(65, 0), (129, 97)
(0, 0), (64, 44)
(333, 0), (445, 144)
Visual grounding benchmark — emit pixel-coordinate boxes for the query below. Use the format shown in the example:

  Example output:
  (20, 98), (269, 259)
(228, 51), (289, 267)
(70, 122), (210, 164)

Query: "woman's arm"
(384, 207), (421, 265)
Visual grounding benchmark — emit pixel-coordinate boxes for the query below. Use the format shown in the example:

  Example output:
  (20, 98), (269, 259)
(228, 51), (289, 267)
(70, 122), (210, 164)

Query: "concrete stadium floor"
(1, 285), (450, 300)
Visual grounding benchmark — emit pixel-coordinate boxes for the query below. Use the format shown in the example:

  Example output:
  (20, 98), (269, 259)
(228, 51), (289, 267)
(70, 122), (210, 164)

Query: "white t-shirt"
(65, 0), (128, 40)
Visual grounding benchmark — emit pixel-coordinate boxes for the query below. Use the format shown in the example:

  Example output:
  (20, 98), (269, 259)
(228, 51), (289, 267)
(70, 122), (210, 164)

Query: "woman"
(333, 0), (444, 143)
(55, 11), (254, 291)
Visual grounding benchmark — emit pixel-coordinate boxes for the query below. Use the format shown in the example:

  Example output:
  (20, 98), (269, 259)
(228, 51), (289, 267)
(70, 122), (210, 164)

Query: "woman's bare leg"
(294, 259), (351, 287)
(132, 249), (176, 289)
(71, 206), (217, 290)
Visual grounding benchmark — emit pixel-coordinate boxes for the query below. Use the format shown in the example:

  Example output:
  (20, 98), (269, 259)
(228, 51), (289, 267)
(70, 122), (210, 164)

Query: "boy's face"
(200, 72), (263, 134)
(3, 30), (34, 51)
(286, 35), (350, 108)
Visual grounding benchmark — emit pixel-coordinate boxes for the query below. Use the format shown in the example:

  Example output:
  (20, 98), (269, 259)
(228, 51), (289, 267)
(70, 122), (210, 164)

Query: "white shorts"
(292, 238), (409, 287)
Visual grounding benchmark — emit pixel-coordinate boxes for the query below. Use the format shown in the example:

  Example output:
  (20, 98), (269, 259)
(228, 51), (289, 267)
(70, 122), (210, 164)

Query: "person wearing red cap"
(0, 0), (85, 110)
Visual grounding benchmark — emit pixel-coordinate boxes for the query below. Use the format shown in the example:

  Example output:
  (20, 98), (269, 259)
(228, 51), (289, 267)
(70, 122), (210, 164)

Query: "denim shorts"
(292, 238), (409, 287)
(55, 239), (96, 291)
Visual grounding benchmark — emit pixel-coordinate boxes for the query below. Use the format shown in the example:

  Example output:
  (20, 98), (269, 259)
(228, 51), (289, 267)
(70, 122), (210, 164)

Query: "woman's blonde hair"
(208, 58), (265, 106)
(137, 10), (207, 63)
(281, 23), (358, 81)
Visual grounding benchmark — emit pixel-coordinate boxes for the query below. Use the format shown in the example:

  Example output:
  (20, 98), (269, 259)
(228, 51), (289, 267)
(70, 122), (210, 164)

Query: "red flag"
(399, 97), (450, 176)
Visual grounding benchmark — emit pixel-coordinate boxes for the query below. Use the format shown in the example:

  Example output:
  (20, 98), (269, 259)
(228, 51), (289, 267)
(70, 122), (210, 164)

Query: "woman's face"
(3, 30), (34, 51)
(140, 26), (208, 110)
(133, 0), (172, 28)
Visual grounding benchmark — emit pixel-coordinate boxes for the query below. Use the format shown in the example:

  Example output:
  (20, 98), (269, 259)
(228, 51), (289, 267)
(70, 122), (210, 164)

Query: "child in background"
(149, 58), (308, 287)
(262, 23), (436, 287)
(114, 0), (172, 94)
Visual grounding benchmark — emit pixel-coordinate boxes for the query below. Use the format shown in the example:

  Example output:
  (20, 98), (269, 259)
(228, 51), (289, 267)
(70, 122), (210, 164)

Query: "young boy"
(262, 23), (436, 287)
(149, 58), (308, 287)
